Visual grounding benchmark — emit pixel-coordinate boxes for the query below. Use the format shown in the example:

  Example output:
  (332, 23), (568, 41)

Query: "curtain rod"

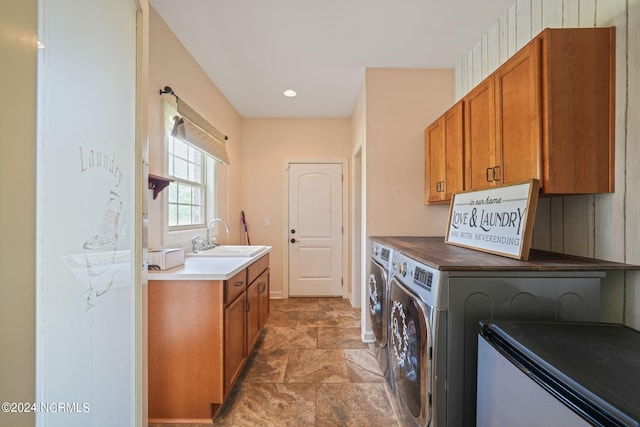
(159, 86), (178, 102)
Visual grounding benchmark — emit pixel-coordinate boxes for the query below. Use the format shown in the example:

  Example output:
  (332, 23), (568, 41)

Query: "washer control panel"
(372, 241), (393, 270)
(392, 251), (443, 308)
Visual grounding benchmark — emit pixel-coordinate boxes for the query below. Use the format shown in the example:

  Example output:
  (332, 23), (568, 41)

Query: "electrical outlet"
(263, 218), (271, 228)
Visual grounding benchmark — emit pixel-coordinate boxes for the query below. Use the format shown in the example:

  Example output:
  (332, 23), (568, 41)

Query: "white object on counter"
(149, 248), (185, 270)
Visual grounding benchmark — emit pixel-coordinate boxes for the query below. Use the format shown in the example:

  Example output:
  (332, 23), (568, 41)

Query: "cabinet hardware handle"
(246, 300), (251, 312)
(234, 281), (244, 287)
(440, 181), (445, 193)
(259, 282), (266, 293)
(492, 166), (500, 181)
(486, 167), (493, 182)
(436, 181), (441, 192)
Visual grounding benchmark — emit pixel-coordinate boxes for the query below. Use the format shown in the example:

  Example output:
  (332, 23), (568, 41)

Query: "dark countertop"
(481, 321), (640, 425)
(370, 236), (640, 272)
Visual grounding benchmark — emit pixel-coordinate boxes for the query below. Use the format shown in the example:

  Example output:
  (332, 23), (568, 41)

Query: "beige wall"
(364, 68), (454, 238)
(147, 7), (243, 249)
(241, 118), (352, 297)
(455, 0), (640, 327)
(0, 2), (37, 426)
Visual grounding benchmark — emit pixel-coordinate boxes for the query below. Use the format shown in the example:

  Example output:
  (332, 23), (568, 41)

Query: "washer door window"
(391, 278), (432, 426)
(368, 260), (387, 346)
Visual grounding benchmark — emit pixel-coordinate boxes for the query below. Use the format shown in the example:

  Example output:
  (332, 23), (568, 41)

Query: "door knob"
(291, 229), (296, 234)
(291, 238), (296, 243)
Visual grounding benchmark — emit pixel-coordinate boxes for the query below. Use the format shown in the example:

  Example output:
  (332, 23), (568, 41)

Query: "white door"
(289, 163), (343, 296)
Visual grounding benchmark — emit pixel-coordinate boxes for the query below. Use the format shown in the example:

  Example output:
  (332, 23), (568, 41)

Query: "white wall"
(364, 68), (454, 238)
(454, 0), (640, 327)
(241, 118), (352, 298)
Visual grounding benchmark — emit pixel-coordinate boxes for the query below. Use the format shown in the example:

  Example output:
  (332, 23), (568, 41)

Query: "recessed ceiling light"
(283, 89), (297, 98)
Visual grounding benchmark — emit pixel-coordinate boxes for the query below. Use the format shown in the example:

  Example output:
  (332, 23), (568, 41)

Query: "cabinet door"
(246, 280), (261, 354)
(443, 102), (464, 199)
(224, 292), (246, 397)
(425, 118), (445, 203)
(495, 38), (541, 185)
(464, 77), (497, 190)
(257, 269), (270, 328)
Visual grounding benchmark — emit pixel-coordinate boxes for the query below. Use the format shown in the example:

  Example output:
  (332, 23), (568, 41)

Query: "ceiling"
(150, 0), (514, 118)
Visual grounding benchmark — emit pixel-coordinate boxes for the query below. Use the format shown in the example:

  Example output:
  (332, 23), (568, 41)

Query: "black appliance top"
(480, 321), (640, 426)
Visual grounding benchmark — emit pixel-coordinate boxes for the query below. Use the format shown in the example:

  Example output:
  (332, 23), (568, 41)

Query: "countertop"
(371, 236), (639, 272)
(148, 247), (271, 281)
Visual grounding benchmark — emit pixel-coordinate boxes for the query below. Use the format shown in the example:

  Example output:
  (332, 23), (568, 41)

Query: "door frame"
(282, 158), (349, 299)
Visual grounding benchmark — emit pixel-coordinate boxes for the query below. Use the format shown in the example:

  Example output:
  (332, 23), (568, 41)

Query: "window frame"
(162, 102), (216, 243)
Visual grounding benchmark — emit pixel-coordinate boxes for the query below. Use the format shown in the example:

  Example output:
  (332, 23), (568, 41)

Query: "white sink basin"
(187, 245), (268, 257)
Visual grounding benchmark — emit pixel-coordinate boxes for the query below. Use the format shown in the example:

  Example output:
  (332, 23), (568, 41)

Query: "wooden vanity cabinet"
(425, 101), (464, 204)
(148, 253), (270, 424)
(464, 27), (615, 194)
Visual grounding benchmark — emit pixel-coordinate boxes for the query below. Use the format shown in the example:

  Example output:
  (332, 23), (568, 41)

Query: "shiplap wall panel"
(481, 34), (489, 78)
(564, 0), (580, 26)
(579, 0), (597, 26)
(550, 198), (565, 252)
(625, 0), (640, 327)
(487, 22), (501, 75)
(508, 4), (518, 56)
(531, 0), (543, 34)
(516, 0), (532, 49)
(564, 196), (594, 257)
(472, 41), (483, 87)
(532, 198), (551, 249)
(499, 14), (509, 64)
(542, 0), (563, 27)
(467, 50), (474, 95)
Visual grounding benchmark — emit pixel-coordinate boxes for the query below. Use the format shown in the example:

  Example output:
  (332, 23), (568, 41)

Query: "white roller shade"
(172, 98), (230, 165)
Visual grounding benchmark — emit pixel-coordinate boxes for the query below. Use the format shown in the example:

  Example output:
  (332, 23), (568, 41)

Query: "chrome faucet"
(191, 235), (203, 253)
(206, 218), (230, 247)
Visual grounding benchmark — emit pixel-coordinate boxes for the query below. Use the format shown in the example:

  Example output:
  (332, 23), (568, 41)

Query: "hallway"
(150, 297), (400, 426)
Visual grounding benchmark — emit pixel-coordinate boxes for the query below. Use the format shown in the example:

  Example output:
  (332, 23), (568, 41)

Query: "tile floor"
(150, 297), (400, 426)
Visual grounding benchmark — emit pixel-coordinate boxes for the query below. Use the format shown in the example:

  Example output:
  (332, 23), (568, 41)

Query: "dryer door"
(368, 259), (387, 346)
(390, 277), (433, 427)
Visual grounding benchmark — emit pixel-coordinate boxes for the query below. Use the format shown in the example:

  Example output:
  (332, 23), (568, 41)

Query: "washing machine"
(368, 240), (394, 390)
(390, 251), (446, 427)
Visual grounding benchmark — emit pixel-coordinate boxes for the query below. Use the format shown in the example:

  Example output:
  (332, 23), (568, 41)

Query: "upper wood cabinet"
(425, 101), (464, 204)
(464, 27), (615, 194)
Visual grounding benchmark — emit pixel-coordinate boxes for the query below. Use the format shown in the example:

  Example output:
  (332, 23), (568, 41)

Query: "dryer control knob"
(399, 263), (408, 277)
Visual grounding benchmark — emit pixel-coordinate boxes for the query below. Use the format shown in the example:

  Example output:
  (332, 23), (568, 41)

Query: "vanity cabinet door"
(246, 280), (261, 354)
(224, 291), (246, 397)
(258, 268), (270, 328)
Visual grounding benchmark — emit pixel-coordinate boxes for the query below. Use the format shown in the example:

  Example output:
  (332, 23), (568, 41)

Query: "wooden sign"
(445, 179), (540, 260)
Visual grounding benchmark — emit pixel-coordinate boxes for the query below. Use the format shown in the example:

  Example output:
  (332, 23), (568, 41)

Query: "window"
(164, 103), (215, 230)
